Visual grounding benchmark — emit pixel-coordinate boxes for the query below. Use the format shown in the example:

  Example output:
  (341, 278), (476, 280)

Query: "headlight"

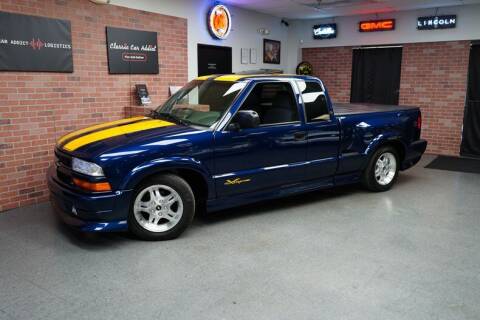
(72, 158), (105, 177)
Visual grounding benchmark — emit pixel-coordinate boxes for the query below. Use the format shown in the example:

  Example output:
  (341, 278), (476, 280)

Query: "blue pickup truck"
(48, 74), (427, 240)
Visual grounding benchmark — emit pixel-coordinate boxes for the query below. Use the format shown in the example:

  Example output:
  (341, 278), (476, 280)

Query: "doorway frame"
(197, 43), (232, 77)
(350, 44), (403, 105)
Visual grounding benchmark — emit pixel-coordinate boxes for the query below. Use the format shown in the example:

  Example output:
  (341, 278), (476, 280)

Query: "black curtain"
(350, 47), (402, 105)
(461, 44), (480, 157)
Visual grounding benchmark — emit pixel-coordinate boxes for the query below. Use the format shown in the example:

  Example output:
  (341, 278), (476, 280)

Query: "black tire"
(361, 146), (399, 192)
(128, 174), (195, 241)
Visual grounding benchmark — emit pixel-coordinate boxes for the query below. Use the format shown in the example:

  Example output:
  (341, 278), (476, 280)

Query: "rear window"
(299, 81), (330, 122)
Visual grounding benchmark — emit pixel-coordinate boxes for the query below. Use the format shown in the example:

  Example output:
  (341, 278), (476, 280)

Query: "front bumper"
(401, 139), (428, 170)
(47, 165), (132, 232)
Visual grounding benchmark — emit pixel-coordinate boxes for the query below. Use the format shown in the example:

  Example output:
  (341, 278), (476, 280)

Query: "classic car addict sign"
(417, 15), (457, 30)
(0, 11), (73, 72)
(106, 27), (158, 74)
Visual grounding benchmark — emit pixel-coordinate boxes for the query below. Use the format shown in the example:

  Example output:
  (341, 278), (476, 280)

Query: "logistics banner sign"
(0, 11), (73, 72)
(417, 15), (457, 30)
(106, 27), (159, 74)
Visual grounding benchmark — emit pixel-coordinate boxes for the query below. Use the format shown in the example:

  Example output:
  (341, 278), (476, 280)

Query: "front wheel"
(362, 146), (399, 192)
(128, 174), (195, 240)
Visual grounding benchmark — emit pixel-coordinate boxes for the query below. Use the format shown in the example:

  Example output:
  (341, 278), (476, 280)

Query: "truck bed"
(334, 103), (418, 116)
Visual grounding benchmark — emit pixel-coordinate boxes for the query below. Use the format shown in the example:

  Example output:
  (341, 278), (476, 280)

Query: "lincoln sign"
(417, 15), (457, 30)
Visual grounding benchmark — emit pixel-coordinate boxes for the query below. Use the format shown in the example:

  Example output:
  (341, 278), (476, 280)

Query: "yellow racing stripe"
(197, 74), (297, 82)
(196, 75), (216, 80)
(214, 75), (254, 81)
(57, 116), (148, 146)
(63, 119), (174, 151)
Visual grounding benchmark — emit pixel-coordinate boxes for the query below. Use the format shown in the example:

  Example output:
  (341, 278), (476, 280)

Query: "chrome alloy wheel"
(374, 152), (397, 186)
(133, 185), (183, 233)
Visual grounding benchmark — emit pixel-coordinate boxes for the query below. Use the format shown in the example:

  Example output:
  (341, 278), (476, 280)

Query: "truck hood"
(56, 116), (201, 158)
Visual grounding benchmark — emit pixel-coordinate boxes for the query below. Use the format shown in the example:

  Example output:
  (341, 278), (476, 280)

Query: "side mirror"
(228, 110), (260, 130)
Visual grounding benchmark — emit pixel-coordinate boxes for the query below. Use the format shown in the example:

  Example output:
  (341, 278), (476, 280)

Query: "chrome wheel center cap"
(133, 184), (184, 233)
(374, 152), (397, 186)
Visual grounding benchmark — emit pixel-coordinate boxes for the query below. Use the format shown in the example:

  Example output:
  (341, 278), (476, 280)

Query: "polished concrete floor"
(1, 155), (480, 320)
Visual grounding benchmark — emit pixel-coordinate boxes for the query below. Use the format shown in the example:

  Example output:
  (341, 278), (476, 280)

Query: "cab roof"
(195, 74), (318, 82)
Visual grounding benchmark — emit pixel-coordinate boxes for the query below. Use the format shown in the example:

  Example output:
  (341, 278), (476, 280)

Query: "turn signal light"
(73, 178), (112, 192)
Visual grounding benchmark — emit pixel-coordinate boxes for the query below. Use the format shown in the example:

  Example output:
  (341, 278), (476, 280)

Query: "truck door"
(213, 80), (307, 197)
(297, 80), (340, 180)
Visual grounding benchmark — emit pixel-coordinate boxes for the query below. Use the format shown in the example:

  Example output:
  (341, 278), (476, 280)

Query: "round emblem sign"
(296, 61), (313, 75)
(208, 5), (232, 40)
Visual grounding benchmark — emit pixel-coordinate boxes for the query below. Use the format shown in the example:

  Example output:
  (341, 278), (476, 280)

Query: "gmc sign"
(359, 19), (395, 32)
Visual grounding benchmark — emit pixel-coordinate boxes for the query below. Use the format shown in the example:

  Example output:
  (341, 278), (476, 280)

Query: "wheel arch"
(364, 136), (407, 168)
(123, 158), (214, 205)
(361, 136), (404, 192)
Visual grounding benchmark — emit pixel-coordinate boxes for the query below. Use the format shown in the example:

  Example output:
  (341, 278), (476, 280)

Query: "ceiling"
(223, 0), (480, 19)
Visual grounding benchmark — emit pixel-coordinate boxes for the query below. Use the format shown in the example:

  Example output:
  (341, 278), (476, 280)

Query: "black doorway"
(461, 43), (480, 157)
(197, 44), (232, 76)
(350, 47), (402, 105)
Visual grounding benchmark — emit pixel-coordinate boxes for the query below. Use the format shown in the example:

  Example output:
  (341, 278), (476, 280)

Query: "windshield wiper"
(149, 110), (191, 126)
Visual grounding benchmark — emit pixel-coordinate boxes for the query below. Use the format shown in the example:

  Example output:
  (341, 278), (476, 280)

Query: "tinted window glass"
(300, 81), (330, 122)
(157, 80), (245, 127)
(240, 82), (299, 125)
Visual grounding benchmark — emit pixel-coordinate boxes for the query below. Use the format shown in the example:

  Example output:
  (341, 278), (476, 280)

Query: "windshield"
(155, 80), (246, 127)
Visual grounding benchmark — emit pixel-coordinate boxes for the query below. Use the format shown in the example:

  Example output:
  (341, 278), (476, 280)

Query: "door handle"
(294, 131), (307, 141)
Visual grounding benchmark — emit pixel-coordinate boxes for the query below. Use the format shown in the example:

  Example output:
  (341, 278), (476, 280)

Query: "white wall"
(287, 4), (480, 69)
(111, 0), (290, 80)
(110, 1), (480, 77)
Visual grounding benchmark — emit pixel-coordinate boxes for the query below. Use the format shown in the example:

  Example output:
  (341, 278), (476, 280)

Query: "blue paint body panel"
(48, 75), (427, 232)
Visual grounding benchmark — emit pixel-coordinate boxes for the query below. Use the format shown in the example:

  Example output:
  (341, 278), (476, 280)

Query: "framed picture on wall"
(241, 48), (249, 64)
(250, 48), (257, 64)
(263, 39), (281, 64)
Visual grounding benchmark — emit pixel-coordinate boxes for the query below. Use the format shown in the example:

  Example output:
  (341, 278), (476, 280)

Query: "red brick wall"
(302, 47), (353, 102)
(0, 0), (188, 212)
(399, 41), (470, 155)
(302, 41), (470, 156)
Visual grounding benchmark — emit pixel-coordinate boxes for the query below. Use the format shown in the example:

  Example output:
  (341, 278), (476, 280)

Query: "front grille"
(55, 149), (73, 185)
(57, 168), (72, 185)
(55, 150), (72, 168)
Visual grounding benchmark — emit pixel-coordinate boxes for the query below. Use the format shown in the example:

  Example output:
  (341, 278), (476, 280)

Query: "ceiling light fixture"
(257, 28), (270, 35)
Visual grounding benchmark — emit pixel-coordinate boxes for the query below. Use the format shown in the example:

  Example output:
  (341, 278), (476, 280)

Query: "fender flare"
(364, 133), (407, 164)
(120, 156), (214, 195)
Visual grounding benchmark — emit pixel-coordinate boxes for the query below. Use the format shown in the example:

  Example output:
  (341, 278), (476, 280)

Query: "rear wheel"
(128, 174), (195, 240)
(362, 146), (399, 192)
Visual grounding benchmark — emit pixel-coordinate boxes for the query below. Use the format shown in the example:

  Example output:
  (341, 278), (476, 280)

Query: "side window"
(240, 82), (299, 125)
(300, 81), (330, 122)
